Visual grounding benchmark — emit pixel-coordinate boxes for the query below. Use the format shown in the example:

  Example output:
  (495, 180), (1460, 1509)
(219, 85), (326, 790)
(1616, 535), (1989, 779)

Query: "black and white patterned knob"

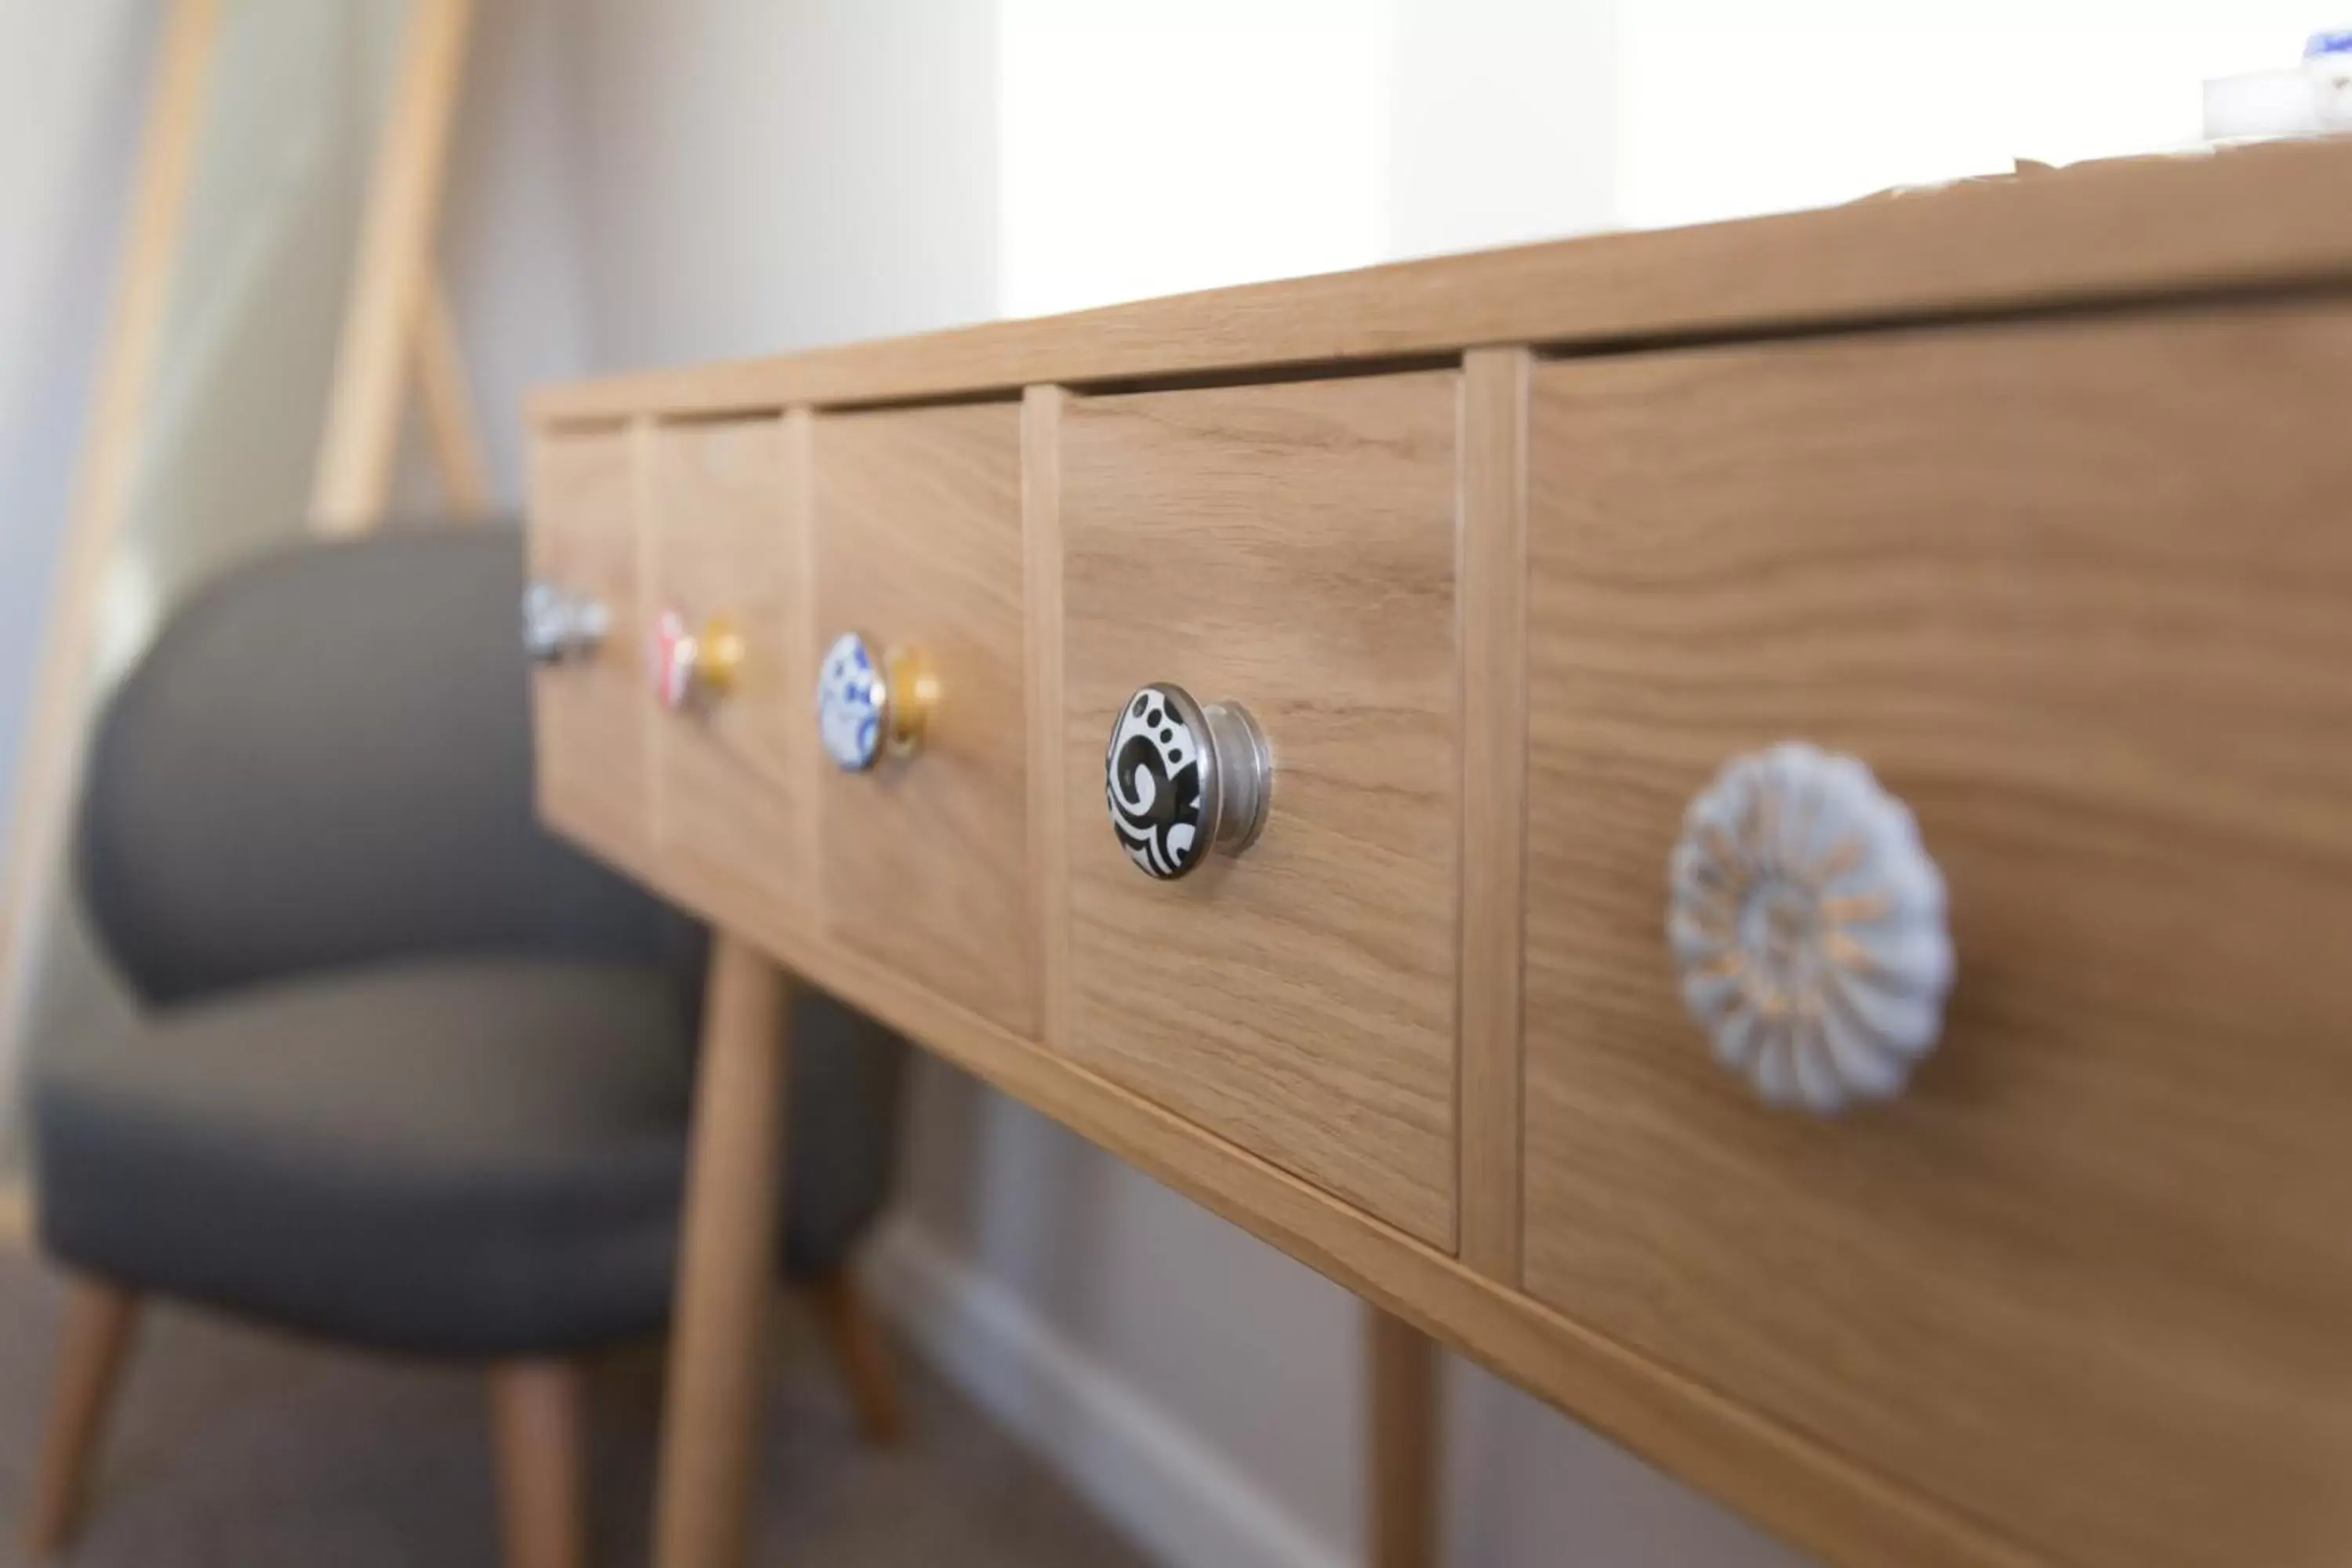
(1105, 684), (1270, 881)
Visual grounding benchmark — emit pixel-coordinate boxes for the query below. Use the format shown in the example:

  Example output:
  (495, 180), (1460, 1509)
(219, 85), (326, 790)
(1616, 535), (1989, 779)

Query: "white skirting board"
(864, 1217), (1348, 1568)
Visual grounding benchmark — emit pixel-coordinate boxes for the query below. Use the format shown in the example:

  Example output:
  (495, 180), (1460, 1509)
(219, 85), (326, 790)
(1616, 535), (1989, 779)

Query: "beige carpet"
(0, 1255), (1151, 1567)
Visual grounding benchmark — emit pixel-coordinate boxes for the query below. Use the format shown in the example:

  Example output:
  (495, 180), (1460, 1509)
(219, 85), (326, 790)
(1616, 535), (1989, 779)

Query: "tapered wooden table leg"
(654, 934), (791, 1568)
(1366, 1302), (1439, 1568)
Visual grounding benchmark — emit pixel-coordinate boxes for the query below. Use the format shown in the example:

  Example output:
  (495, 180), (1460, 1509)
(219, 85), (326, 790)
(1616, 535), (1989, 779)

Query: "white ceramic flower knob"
(1668, 742), (1954, 1113)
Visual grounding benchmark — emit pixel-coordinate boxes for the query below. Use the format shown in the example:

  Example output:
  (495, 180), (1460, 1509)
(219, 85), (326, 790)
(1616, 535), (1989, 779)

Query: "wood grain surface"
(1023, 387), (1072, 1048)
(523, 164), (2352, 1565)
(648, 415), (817, 937)
(530, 137), (2352, 423)
(528, 426), (652, 863)
(1454, 347), (1530, 1286)
(1060, 372), (1463, 1250)
(812, 403), (1036, 1036)
(597, 831), (2031, 1568)
(1521, 303), (2352, 1568)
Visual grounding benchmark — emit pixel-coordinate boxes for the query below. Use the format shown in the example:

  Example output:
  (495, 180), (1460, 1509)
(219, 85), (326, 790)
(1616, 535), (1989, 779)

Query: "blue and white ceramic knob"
(1105, 684), (1271, 881)
(1668, 741), (1954, 1113)
(818, 631), (935, 772)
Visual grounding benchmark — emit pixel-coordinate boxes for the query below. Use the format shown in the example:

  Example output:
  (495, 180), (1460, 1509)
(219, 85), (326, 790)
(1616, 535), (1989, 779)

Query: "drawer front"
(647, 416), (815, 930)
(528, 427), (650, 862)
(1521, 307), (2352, 1568)
(1062, 373), (1461, 1250)
(811, 403), (1034, 1033)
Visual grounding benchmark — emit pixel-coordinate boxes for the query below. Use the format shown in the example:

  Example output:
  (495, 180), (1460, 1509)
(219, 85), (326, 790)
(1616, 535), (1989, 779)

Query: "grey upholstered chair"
(21, 525), (908, 1566)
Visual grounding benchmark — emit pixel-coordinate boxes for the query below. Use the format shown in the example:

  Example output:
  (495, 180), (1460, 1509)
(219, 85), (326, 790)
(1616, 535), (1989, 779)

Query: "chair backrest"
(78, 524), (702, 1007)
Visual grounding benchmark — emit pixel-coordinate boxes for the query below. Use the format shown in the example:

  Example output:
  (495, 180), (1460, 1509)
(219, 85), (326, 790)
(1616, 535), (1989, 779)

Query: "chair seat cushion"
(30, 958), (695, 1357)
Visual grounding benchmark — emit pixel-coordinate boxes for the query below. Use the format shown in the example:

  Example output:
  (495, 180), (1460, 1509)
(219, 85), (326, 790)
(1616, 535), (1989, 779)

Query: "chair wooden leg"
(809, 1263), (903, 1445)
(24, 1277), (141, 1558)
(488, 1358), (586, 1568)
(1365, 1302), (1439, 1568)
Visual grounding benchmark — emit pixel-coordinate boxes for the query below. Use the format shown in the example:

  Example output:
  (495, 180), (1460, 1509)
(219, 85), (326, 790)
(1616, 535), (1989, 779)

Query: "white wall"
(1613, 4), (2318, 231)
(996, 0), (1393, 318)
(0, 1), (151, 865)
(558, 0), (1001, 368)
(430, 0), (595, 509)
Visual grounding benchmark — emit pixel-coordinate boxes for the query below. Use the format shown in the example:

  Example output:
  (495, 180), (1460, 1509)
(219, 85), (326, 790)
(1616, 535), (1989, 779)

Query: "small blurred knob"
(649, 608), (745, 712)
(1105, 683), (1270, 881)
(1668, 741), (1953, 1114)
(817, 632), (936, 771)
(522, 582), (609, 665)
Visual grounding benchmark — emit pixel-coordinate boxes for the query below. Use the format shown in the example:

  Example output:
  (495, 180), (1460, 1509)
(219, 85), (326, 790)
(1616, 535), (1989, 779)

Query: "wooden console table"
(524, 137), (2352, 1568)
